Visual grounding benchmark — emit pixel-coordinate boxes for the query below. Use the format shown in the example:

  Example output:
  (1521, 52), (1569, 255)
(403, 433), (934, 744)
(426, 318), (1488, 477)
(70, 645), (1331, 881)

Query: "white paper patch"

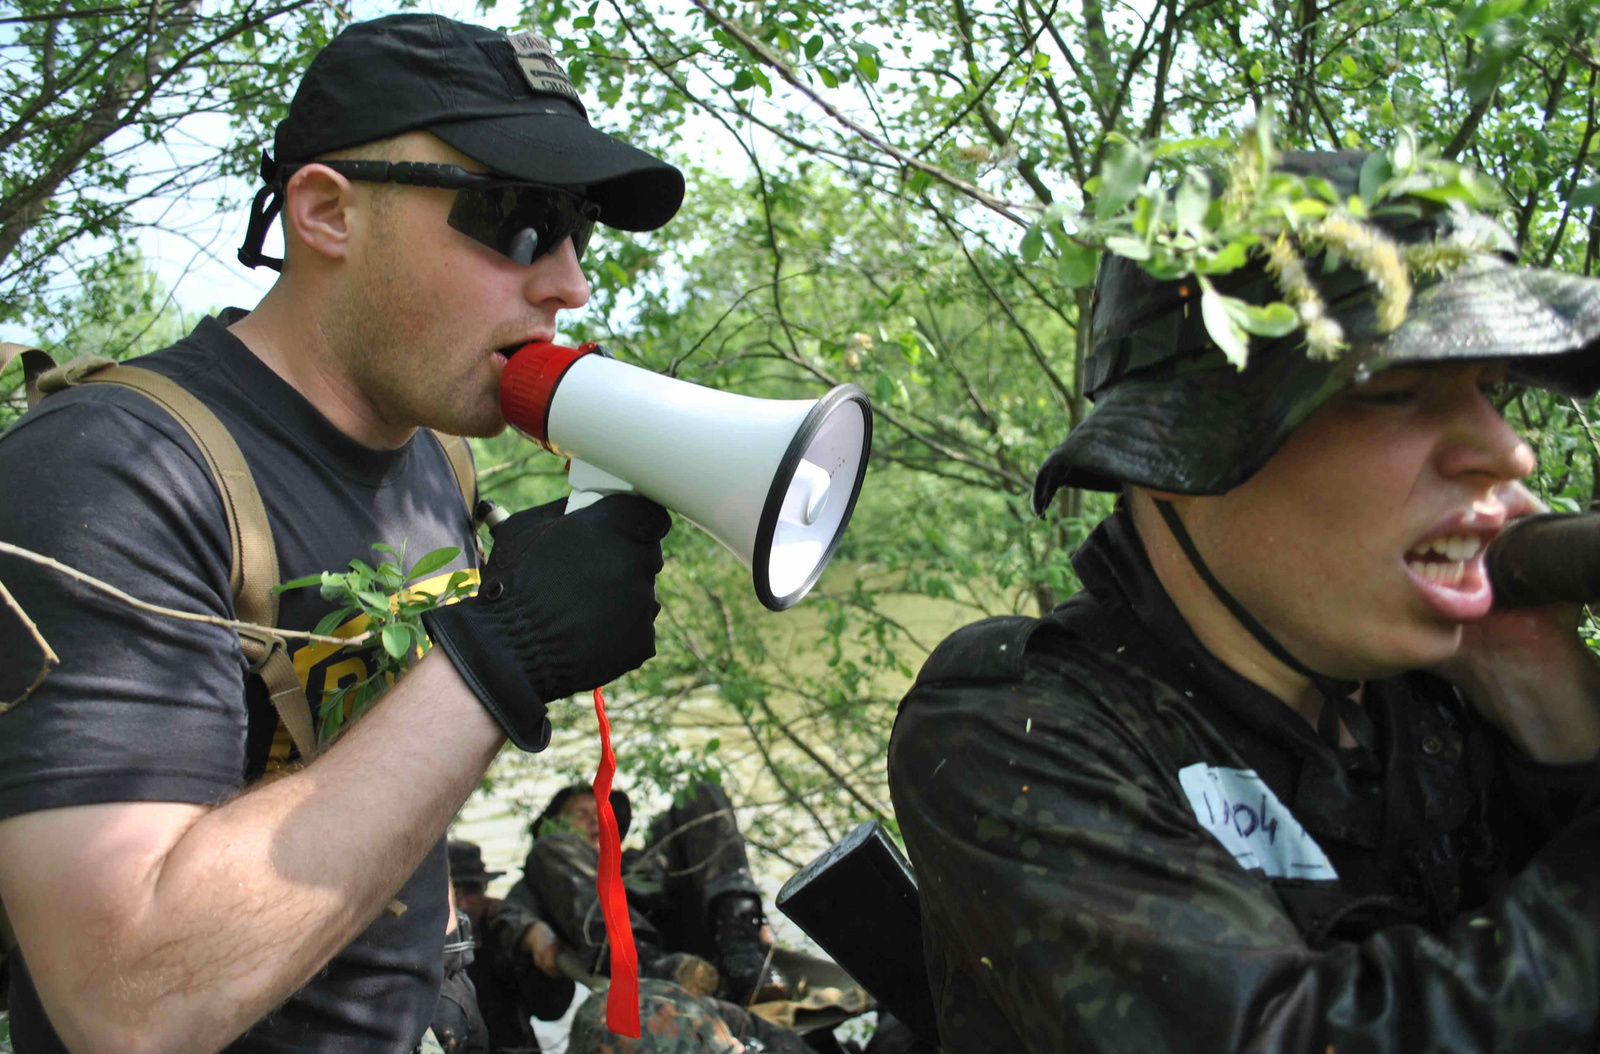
(1177, 763), (1338, 881)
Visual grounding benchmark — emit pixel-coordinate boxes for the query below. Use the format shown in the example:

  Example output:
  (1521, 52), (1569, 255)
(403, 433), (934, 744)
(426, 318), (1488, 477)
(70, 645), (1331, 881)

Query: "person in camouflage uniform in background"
(888, 149), (1600, 1052)
(520, 783), (797, 1005)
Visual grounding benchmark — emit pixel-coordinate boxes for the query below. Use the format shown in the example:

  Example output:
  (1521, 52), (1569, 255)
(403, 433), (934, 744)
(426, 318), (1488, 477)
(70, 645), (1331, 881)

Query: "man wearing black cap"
(0, 14), (680, 1053)
(446, 839), (573, 1053)
(888, 147), (1600, 1052)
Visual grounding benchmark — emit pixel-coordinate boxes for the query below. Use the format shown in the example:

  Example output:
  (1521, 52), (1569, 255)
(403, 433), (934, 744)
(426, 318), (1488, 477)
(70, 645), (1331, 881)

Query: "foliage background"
(3, 0), (1600, 882)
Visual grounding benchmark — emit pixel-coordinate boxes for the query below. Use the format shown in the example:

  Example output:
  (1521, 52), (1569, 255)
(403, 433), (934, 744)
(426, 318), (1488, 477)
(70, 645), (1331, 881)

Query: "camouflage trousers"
(567, 978), (810, 1054)
(526, 781), (761, 977)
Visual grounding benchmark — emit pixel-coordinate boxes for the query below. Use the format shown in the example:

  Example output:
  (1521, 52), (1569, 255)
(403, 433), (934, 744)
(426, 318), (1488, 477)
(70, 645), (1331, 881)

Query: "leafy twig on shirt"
(273, 541), (474, 742)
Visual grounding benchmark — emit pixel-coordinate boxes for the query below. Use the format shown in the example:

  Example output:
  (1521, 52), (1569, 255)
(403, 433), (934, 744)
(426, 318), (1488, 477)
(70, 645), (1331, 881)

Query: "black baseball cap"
(238, 14), (684, 267)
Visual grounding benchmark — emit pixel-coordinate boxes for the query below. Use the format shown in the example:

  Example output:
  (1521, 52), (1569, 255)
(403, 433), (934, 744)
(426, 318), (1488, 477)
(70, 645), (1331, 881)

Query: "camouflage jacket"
(888, 509), (1600, 1053)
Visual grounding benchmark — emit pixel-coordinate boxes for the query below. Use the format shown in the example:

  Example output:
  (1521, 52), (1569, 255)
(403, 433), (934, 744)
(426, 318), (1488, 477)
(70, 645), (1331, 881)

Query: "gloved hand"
(423, 494), (671, 750)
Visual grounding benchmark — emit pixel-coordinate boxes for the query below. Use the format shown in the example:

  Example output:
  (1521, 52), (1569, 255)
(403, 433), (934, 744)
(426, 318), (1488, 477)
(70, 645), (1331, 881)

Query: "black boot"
(712, 893), (789, 1004)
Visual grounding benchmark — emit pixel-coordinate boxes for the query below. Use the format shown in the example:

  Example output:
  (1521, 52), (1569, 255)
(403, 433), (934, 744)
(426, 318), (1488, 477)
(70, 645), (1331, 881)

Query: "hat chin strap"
(1152, 498), (1369, 752)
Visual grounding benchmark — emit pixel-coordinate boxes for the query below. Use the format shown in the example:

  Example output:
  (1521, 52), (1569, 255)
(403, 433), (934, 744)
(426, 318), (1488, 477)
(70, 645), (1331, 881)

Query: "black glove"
(423, 494), (671, 750)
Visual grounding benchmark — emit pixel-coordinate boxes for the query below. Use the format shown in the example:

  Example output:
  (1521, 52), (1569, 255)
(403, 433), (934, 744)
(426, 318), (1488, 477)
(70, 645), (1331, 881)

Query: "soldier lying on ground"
(889, 148), (1600, 1052)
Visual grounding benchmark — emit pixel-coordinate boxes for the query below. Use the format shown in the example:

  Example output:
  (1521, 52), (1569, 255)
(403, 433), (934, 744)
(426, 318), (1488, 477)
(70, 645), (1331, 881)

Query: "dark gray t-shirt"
(0, 314), (478, 1052)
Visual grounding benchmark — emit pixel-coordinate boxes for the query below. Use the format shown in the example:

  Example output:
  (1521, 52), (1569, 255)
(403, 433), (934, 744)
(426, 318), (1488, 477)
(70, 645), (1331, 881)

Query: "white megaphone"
(499, 341), (873, 611)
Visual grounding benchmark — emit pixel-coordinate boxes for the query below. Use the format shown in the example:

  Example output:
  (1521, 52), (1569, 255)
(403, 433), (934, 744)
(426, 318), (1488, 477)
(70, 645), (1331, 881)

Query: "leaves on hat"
(1030, 106), (1509, 369)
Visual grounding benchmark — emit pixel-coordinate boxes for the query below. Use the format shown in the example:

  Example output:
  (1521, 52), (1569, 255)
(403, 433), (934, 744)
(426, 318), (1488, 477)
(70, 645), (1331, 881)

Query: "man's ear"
(281, 164), (358, 264)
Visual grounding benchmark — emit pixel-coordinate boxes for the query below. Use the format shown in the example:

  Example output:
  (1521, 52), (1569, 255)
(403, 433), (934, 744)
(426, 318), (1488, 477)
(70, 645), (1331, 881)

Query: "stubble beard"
(332, 254), (505, 440)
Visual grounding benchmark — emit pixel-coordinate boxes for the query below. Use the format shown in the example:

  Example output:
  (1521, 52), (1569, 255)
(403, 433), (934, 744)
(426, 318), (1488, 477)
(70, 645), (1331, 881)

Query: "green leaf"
(273, 573), (324, 593)
(1341, 54), (1358, 75)
(1056, 241), (1099, 288)
(1020, 224), (1045, 262)
(321, 685), (348, 719)
(1455, 0), (1527, 36)
(1174, 169), (1212, 233)
(1031, 52), (1050, 71)
(1103, 235), (1151, 261)
(1095, 142), (1150, 220)
(406, 546), (462, 583)
(1572, 183), (1600, 210)
(1226, 299), (1299, 338)
(382, 624), (410, 661)
(1199, 278), (1251, 369)
(1358, 150), (1392, 206)
(605, 260), (630, 285)
(313, 607), (358, 637)
(731, 69), (755, 91)
(1304, 175), (1341, 203)
(1195, 240), (1251, 275)
(1462, 50), (1508, 105)
(805, 35), (824, 59)
(357, 590), (393, 613)
(908, 168), (932, 194)
(1249, 59), (1264, 82)
(874, 373), (896, 405)
(856, 53), (879, 82)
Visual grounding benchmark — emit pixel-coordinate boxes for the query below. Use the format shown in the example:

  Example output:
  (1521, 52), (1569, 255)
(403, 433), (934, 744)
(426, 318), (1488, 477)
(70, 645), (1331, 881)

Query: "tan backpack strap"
(430, 430), (478, 516)
(74, 365), (320, 762)
(1, 342), (71, 410)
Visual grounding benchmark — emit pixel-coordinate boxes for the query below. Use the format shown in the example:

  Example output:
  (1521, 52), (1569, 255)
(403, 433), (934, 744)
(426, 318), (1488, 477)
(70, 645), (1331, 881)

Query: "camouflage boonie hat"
(567, 980), (744, 1054)
(1032, 150), (1600, 508)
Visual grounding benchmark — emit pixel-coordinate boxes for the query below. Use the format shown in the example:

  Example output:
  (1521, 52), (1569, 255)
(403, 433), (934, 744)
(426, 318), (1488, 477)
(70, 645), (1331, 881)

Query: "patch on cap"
(505, 32), (583, 108)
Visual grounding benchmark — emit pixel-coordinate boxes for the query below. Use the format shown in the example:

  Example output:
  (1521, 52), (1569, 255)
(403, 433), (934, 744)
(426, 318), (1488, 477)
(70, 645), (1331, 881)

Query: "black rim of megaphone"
(752, 384), (874, 612)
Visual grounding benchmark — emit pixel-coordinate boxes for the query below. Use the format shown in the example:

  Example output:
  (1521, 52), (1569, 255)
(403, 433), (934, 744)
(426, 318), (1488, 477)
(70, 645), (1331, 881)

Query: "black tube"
(1486, 511), (1600, 608)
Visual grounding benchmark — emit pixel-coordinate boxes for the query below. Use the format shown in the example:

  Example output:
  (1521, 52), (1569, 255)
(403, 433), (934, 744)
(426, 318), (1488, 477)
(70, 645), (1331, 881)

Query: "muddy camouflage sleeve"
(888, 656), (1600, 1054)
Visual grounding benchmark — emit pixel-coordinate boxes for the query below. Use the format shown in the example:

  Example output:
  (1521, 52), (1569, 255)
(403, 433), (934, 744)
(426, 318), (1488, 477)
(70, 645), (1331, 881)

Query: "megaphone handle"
(566, 458), (636, 514)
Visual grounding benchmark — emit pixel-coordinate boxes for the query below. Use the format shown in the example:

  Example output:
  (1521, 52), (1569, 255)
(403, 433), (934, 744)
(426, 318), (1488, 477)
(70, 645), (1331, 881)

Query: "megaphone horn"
(500, 341), (873, 612)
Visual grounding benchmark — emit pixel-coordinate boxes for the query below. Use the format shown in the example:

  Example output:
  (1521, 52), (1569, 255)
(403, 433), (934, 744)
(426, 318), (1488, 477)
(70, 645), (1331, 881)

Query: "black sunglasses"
(262, 160), (601, 268)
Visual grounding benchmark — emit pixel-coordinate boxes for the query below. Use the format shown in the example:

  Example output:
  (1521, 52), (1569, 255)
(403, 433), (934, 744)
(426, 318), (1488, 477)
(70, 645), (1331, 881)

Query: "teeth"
(1408, 534), (1482, 561)
(1416, 560), (1467, 587)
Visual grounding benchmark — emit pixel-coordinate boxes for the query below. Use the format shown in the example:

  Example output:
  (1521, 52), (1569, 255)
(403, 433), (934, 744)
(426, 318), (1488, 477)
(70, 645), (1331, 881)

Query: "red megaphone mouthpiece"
(499, 340), (607, 448)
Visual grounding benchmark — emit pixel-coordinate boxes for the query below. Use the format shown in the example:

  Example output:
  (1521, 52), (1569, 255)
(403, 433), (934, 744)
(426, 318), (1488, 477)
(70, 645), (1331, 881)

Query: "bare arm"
(0, 651), (503, 1054)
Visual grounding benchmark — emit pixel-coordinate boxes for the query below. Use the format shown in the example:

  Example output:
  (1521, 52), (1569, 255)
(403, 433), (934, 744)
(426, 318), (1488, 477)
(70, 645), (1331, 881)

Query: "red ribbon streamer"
(592, 686), (641, 1038)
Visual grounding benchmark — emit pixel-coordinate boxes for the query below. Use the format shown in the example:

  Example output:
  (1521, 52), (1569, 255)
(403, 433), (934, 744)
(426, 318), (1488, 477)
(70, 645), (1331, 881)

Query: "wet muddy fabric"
(888, 508), (1600, 1053)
